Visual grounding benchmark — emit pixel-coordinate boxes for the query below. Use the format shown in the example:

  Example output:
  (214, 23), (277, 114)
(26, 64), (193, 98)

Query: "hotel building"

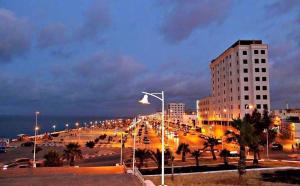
(197, 40), (270, 125)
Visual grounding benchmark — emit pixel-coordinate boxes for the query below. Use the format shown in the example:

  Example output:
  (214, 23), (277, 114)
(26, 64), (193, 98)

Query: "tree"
(86, 141), (95, 148)
(63, 142), (83, 166)
(203, 137), (221, 160)
(44, 150), (62, 167)
(149, 148), (173, 169)
(191, 149), (201, 166)
(135, 148), (151, 169)
(226, 117), (258, 177)
(176, 143), (190, 162)
(150, 149), (162, 169)
(219, 149), (230, 167)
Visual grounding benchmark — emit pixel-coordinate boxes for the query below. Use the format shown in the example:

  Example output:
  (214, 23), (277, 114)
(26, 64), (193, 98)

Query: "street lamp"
(139, 91), (165, 186)
(65, 124), (69, 131)
(52, 125), (56, 133)
(263, 128), (269, 160)
(33, 111), (40, 168)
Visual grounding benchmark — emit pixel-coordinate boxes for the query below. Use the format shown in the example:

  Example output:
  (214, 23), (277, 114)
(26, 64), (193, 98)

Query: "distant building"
(198, 40), (270, 125)
(272, 108), (300, 142)
(168, 103), (185, 123)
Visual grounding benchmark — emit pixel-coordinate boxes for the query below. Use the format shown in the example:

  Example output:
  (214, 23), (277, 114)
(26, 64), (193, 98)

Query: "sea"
(0, 115), (116, 139)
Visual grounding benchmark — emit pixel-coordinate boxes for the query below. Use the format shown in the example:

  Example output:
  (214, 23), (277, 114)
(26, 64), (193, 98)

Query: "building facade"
(168, 103), (185, 123)
(198, 40), (271, 124)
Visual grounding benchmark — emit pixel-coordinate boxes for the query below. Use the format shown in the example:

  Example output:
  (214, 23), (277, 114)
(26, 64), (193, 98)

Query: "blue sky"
(0, 0), (300, 116)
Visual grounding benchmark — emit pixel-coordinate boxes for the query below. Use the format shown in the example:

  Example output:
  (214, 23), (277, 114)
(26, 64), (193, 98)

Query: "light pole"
(264, 128), (269, 160)
(65, 124), (69, 131)
(33, 111), (40, 168)
(52, 125), (56, 133)
(139, 91), (165, 186)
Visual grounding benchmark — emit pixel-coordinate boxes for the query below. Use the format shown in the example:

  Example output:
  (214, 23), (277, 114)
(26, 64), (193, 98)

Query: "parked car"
(0, 147), (6, 153)
(271, 143), (283, 151)
(229, 151), (239, 157)
(143, 138), (150, 144)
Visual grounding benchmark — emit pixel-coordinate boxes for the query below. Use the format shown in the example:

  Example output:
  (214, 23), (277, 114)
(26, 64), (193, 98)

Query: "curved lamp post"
(139, 91), (165, 186)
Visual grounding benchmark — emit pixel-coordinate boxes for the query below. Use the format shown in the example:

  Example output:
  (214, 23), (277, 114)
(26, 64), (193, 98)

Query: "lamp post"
(139, 91), (165, 186)
(33, 111), (40, 168)
(264, 128), (269, 160)
(52, 125), (56, 133)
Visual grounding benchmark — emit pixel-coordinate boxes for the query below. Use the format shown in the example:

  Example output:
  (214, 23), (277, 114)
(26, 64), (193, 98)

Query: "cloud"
(37, 23), (68, 48)
(75, 0), (111, 41)
(266, 0), (300, 16)
(0, 8), (32, 62)
(160, 0), (232, 43)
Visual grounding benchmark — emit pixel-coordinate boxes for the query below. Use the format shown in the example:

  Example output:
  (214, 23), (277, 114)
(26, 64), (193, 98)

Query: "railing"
(134, 167), (145, 186)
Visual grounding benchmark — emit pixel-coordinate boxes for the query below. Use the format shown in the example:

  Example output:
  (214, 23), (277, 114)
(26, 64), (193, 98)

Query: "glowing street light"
(52, 125), (56, 132)
(139, 91), (165, 186)
(33, 111), (40, 168)
(65, 124), (69, 131)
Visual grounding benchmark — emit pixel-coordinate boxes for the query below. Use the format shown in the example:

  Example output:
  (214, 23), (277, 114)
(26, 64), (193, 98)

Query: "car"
(229, 151), (239, 157)
(15, 158), (30, 164)
(143, 138), (150, 144)
(0, 147), (6, 153)
(271, 143), (283, 151)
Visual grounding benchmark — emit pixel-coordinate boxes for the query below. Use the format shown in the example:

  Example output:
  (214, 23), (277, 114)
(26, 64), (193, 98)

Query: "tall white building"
(168, 103), (185, 123)
(198, 40), (270, 125)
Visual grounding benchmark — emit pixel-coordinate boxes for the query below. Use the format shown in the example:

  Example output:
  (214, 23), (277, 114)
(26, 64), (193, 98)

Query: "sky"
(0, 0), (300, 117)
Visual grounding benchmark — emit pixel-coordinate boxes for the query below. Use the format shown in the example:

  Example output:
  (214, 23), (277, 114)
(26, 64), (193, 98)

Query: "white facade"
(168, 103), (185, 123)
(198, 40), (270, 124)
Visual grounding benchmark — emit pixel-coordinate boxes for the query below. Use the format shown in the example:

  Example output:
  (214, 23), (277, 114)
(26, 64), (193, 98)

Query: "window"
(244, 77), (248, 82)
(244, 95), (249, 100)
(263, 95), (268, 99)
(263, 86), (267, 90)
(254, 50), (259, 54)
(256, 95), (261, 100)
(261, 59), (266, 63)
(262, 68), (266, 72)
(244, 68), (248, 73)
(261, 50), (265, 54)
(243, 51), (247, 55)
(256, 86), (260, 90)
(244, 86), (249, 91)
(255, 68), (259, 72)
(257, 104), (261, 109)
(262, 77), (267, 81)
(255, 77), (260, 81)
(263, 104), (268, 109)
(255, 59), (259, 64)
(243, 59), (248, 64)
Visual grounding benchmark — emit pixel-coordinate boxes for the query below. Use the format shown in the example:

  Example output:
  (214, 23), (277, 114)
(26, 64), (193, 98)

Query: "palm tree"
(203, 137), (221, 160)
(176, 143), (190, 162)
(44, 150), (62, 167)
(63, 142), (83, 166)
(135, 148), (151, 169)
(219, 149), (230, 166)
(149, 149), (162, 169)
(191, 149), (201, 166)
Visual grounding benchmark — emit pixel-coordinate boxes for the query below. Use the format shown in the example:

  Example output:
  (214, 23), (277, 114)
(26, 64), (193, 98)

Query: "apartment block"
(197, 40), (270, 124)
(168, 103), (185, 123)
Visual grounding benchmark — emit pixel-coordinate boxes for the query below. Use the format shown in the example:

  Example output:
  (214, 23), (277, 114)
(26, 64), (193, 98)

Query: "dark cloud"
(75, 0), (111, 41)
(160, 0), (232, 43)
(0, 8), (32, 62)
(37, 23), (68, 48)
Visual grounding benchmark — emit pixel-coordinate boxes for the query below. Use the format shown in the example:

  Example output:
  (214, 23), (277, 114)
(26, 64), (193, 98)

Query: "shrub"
(44, 150), (63, 167)
(86, 141), (95, 148)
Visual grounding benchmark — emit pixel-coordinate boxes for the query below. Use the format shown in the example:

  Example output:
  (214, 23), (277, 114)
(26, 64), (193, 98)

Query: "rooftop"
(211, 40), (263, 64)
